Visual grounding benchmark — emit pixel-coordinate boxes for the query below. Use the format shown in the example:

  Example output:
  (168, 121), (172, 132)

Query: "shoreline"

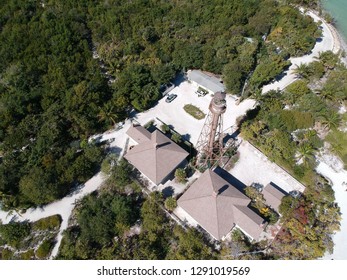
(309, 8), (347, 65)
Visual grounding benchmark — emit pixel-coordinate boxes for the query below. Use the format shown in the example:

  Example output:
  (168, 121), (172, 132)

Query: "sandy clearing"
(230, 141), (306, 194)
(131, 81), (256, 146)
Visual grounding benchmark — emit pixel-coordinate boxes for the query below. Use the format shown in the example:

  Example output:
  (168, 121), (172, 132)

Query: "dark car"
(165, 93), (177, 103)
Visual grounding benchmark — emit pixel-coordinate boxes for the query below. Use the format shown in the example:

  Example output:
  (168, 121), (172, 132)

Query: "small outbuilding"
(262, 182), (288, 212)
(187, 70), (226, 94)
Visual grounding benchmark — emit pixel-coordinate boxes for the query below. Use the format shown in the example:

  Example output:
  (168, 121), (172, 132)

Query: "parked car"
(196, 87), (208, 97)
(165, 93), (177, 103)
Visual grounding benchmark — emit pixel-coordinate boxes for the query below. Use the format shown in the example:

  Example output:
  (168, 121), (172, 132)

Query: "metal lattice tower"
(195, 92), (227, 169)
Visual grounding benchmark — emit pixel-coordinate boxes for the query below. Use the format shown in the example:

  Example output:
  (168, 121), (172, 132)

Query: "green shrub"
(171, 133), (182, 143)
(20, 249), (35, 260)
(0, 248), (14, 260)
(101, 154), (118, 174)
(174, 168), (186, 183)
(36, 238), (55, 259)
(32, 215), (62, 231)
(161, 124), (170, 133)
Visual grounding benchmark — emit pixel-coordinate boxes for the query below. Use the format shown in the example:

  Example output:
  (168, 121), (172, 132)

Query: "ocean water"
(322, 0), (347, 41)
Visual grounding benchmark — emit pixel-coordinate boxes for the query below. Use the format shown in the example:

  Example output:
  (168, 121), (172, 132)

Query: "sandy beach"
(316, 161), (347, 260)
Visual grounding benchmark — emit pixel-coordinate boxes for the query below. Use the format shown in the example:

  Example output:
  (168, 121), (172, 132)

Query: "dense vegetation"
(0, 0), (320, 209)
(0, 215), (61, 260)
(0, 2), (108, 209)
(241, 51), (346, 180)
(57, 161), (214, 260)
(220, 174), (340, 260)
(271, 175), (340, 259)
(237, 50), (346, 259)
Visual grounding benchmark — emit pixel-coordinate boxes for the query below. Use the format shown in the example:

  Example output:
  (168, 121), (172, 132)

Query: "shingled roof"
(263, 183), (287, 212)
(178, 169), (265, 240)
(126, 123), (151, 144)
(125, 128), (189, 185)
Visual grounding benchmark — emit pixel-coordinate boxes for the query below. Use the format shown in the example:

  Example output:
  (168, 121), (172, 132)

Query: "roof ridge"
(206, 169), (215, 193)
(214, 192), (220, 238)
(178, 194), (212, 202)
(126, 145), (154, 155)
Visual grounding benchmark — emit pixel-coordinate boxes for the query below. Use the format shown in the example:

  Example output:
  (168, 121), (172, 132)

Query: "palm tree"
(303, 129), (317, 142)
(297, 143), (315, 166)
(293, 63), (311, 79)
(318, 111), (341, 130)
(97, 103), (119, 126)
(314, 51), (338, 70)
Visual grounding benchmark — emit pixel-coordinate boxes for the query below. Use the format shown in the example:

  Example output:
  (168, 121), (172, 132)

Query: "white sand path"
(0, 124), (129, 259)
(262, 10), (337, 93)
(0, 173), (106, 258)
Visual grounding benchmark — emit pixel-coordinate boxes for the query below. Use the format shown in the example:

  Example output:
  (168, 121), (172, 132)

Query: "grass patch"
(32, 215), (62, 231)
(183, 104), (206, 120)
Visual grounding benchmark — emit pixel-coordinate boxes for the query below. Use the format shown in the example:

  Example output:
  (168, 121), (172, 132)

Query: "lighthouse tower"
(195, 91), (227, 169)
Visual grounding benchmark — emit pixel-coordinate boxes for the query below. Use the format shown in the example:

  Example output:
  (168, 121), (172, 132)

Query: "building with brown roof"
(126, 123), (151, 144)
(178, 169), (266, 241)
(262, 182), (287, 212)
(125, 124), (189, 185)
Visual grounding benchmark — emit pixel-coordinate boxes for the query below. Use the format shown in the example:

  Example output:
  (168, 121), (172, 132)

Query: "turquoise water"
(322, 0), (347, 41)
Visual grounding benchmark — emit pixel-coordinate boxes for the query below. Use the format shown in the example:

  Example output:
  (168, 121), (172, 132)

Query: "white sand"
(230, 141), (306, 194)
(127, 81), (256, 146)
(316, 162), (347, 260)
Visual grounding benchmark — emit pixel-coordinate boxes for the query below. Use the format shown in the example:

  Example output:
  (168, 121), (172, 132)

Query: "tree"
(140, 192), (167, 244)
(164, 197), (177, 212)
(293, 63), (311, 79)
(167, 226), (215, 260)
(0, 221), (31, 248)
(97, 103), (120, 126)
(174, 168), (186, 183)
(19, 167), (59, 206)
(318, 111), (341, 130)
(314, 51), (339, 70)
(109, 159), (133, 188)
(101, 154), (118, 174)
(77, 193), (134, 246)
(297, 143), (315, 167)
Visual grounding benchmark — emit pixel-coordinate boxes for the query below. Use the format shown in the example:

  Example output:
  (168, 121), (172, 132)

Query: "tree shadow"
(182, 133), (191, 141)
(172, 72), (186, 87)
(162, 186), (175, 198)
(106, 146), (122, 155)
